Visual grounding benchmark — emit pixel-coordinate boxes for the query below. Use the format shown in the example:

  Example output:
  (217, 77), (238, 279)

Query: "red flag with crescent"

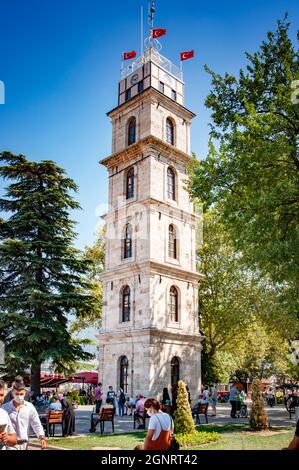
(180, 50), (194, 61)
(152, 28), (167, 39)
(123, 51), (137, 61)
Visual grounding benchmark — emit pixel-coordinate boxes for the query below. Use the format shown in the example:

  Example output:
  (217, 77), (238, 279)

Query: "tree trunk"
(30, 362), (41, 397)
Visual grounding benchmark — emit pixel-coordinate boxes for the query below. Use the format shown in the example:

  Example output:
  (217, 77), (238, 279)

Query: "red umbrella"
(72, 371), (98, 384)
(39, 372), (70, 388)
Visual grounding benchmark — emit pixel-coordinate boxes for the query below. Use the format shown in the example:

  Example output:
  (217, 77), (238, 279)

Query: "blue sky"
(0, 0), (298, 249)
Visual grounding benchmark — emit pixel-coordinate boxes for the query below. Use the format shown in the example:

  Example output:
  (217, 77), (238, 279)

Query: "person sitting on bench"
(90, 398), (114, 432)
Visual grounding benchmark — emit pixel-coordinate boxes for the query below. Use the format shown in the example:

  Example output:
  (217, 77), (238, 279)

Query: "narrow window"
(169, 286), (178, 322)
(119, 356), (129, 393)
(171, 89), (177, 101)
(159, 81), (164, 93)
(128, 117), (136, 146)
(138, 81), (144, 93)
(167, 167), (175, 200)
(123, 224), (132, 259)
(122, 286), (130, 322)
(126, 167), (134, 199)
(125, 88), (131, 101)
(168, 224), (177, 259)
(166, 118), (174, 145)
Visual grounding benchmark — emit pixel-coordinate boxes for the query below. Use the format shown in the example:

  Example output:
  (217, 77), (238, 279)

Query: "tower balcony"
(120, 47), (183, 83)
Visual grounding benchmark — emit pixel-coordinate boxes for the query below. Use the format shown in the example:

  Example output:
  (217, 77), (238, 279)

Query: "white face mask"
(147, 408), (154, 417)
(13, 395), (25, 404)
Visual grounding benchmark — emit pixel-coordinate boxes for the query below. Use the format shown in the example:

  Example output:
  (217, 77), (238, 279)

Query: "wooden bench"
(285, 395), (299, 419)
(193, 403), (209, 424)
(90, 407), (115, 434)
(133, 409), (149, 429)
(46, 410), (65, 437)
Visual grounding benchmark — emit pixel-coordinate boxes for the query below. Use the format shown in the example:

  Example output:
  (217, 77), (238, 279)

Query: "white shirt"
(148, 412), (172, 440)
(202, 390), (209, 403)
(0, 408), (15, 450)
(1, 400), (45, 442)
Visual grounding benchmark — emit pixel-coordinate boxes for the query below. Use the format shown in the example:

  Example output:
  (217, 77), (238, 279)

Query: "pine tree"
(173, 380), (195, 434)
(249, 378), (269, 431)
(0, 152), (99, 395)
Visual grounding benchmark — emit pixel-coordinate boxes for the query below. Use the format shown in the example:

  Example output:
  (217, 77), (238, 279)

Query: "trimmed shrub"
(173, 380), (195, 434)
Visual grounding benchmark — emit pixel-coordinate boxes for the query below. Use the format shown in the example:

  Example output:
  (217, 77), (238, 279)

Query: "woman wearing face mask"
(143, 398), (173, 450)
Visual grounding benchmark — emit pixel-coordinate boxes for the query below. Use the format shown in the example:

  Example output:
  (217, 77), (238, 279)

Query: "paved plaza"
(31, 403), (296, 438)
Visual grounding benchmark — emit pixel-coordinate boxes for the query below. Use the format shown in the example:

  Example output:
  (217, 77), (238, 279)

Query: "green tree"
(198, 210), (257, 382)
(197, 209), (296, 384)
(249, 379), (269, 431)
(174, 380), (195, 435)
(69, 226), (105, 333)
(0, 152), (99, 395)
(190, 18), (299, 325)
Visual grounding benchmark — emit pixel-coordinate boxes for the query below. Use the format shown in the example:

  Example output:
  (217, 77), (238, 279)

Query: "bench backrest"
(47, 410), (64, 424)
(198, 403), (208, 414)
(100, 407), (114, 421)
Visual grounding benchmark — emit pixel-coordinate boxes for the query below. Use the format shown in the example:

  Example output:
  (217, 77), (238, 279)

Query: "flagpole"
(141, 6), (144, 56)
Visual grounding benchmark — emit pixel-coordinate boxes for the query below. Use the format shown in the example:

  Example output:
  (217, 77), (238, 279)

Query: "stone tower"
(98, 46), (203, 401)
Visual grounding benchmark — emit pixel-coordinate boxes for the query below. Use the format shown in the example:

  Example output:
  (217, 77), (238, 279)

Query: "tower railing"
(120, 47), (183, 82)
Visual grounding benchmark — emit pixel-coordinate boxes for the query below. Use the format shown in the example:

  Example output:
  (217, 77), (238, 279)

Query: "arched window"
(166, 118), (174, 145)
(123, 224), (132, 259)
(128, 117), (136, 146)
(168, 225), (177, 259)
(169, 286), (178, 322)
(167, 167), (175, 200)
(122, 286), (130, 322)
(126, 167), (134, 199)
(119, 356), (129, 393)
(171, 356), (180, 386)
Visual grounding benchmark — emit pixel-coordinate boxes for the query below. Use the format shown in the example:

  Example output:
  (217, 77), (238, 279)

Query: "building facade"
(98, 47), (203, 401)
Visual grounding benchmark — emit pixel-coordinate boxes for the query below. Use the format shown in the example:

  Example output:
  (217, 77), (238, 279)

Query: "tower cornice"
(99, 134), (194, 168)
(107, 86), (196, 120)
(99, 259), (203, 283)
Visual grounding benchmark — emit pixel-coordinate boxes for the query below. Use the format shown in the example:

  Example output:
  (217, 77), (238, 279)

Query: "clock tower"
(98, 43), (203, 401)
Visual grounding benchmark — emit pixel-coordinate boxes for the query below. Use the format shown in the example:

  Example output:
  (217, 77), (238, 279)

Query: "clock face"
(131, 74), (139, 85)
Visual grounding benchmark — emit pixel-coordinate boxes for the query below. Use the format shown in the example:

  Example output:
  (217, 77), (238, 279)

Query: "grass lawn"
(47, 423), (294, 450)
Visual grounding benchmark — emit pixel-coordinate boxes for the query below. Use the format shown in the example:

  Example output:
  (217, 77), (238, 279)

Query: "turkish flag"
(152, 28), (167, 39)
(180, 50), (195, 61)
(123, 51), (137, 61)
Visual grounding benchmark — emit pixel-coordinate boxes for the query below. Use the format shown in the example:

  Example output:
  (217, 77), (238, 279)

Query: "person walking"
(2, 383), (46, 450)
(117, 388), (126, 417)
(134, 395), (146, 429)
(229, 382), (238, 418)
(94, 383), (103, 414)
(210, 386), (218, 417)
(0, 380), (17, 450)
(143, 398), (172, 450)
(106, 386), (117, 412)
(4, 376), (30, 403)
